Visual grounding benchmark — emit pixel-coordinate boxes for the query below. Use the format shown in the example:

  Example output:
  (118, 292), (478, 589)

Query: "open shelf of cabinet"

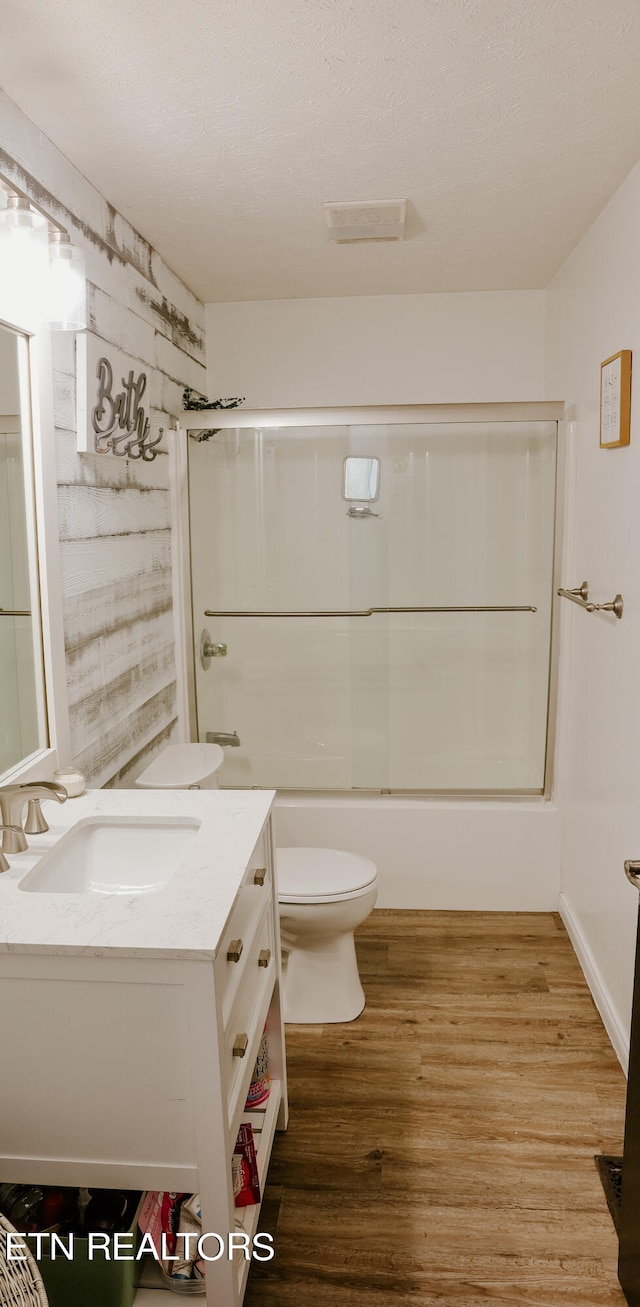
(133, 1081), (282, 1304)
(234, 1080), (281, 1296)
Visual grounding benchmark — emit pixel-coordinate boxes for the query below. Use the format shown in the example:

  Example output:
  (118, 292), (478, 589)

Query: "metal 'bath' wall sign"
(76, 332), (163, 460)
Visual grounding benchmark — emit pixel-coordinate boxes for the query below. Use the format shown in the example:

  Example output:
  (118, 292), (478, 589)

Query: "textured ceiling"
(2, 0), (640, 302)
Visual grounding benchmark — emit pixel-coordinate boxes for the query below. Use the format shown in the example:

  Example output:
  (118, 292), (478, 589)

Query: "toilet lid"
(276, 847), (377, 901)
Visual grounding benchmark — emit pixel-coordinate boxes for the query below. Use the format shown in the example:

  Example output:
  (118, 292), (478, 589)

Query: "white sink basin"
(19, 816), (202, 895)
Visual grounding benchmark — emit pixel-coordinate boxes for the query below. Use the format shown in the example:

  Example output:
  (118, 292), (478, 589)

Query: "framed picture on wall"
(600, 349), (632, 448)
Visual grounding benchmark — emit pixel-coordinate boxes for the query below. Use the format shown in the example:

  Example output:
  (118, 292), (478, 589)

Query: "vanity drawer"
(215, 891), (267, 1028)
(222, 902), (275, 1125)
(215, 832), (273, 1024)
(242, 830), (271, 893)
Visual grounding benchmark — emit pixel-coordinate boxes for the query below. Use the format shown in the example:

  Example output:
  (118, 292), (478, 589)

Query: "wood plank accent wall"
(0, 90), (207, 786)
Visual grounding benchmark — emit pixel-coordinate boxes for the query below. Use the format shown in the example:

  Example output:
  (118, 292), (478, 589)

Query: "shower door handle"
(200, 628), (227, 669)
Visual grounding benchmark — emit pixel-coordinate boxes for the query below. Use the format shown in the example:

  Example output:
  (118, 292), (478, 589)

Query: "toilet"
(135, 745), (378, 1025)
(277, 847), (378, 1025)
(134, 741), (224, 789)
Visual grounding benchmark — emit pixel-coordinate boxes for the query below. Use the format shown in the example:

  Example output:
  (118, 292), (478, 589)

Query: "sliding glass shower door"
(188, 418), (557, 792)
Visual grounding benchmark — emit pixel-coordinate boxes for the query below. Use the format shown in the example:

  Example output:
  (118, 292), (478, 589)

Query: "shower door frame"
(169, 400), (566, 799)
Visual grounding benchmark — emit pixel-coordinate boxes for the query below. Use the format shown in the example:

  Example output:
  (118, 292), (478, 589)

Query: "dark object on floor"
(618, 896), (640, 1306)
(595, 1154), (623, 1233)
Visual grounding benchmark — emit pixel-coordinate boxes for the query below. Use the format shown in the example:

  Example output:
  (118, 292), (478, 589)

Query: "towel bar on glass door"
(0, 609), (31, 617)
(557, 582), (623, 619)
(204, 604), (538, 617)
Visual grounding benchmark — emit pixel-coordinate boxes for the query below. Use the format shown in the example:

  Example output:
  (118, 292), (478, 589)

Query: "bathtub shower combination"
(179, 404), (560, 1018)
(186, 409), (558, 797)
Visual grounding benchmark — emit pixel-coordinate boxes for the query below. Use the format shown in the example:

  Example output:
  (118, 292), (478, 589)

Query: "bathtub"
(274, 794), (562, 911)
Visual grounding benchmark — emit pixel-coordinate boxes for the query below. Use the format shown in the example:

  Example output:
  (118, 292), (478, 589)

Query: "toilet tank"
(135, 742), (224, 790)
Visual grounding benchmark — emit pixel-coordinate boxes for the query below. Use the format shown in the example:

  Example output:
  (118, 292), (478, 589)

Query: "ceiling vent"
(323, 199), (407, 243)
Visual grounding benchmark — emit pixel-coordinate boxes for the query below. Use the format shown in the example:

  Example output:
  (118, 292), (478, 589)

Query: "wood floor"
(245, 910), (629, 1306)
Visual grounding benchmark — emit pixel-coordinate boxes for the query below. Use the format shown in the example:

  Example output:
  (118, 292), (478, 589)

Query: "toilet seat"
(277, 847), (378, 904)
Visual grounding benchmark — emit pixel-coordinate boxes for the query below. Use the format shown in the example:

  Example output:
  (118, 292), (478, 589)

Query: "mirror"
(343, 456), (380, 503)
(0, 322), (48, 774)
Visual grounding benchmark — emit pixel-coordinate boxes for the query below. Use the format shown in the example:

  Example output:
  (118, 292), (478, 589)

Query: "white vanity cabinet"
(0, 788), (287, 1307)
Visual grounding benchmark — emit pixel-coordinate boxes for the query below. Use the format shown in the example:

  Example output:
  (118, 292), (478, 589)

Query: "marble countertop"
(0, 788), (274, 959)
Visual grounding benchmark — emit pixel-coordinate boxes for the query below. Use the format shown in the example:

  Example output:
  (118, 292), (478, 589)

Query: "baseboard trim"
(558, 891), (629, 1073)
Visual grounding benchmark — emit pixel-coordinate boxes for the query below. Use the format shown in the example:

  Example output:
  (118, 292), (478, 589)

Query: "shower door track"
(175, 400), (564, 431)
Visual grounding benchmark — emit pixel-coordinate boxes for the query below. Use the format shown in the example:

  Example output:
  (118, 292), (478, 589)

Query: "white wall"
(0, 89), (207, 786)
(206, 291), (546, 408)
(546, 159), (640, 1068)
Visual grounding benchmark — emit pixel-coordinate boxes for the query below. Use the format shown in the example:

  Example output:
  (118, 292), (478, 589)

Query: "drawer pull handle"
(258, 948), (271, 968)
(232, 1033), (249, 1058)
(254, 868), (267, 886)
(227, 939), (243, 963)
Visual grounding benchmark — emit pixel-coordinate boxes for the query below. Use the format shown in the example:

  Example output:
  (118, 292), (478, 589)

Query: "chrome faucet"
(0, 780), (68, 871)
(206, 731), (241, 747)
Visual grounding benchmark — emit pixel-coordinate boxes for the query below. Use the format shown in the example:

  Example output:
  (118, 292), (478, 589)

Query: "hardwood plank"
(154, 327), (210, 393)
(51, 331), (76, 379)
(65, 610), (175, 708)
(69, 644), (176, 742)
(73, 682), (177, 786)
(59, 530), (171, 597)
(52, 368), (77, 434)
(106, 717), (178, 789)
(55, 429), (169, 493)
(87, 284), (157, 367)
(62, 569), (173, 652)
(362, 909), (565, 938)
(245, 910), (627, 1307)
(57, 484), (171, 542)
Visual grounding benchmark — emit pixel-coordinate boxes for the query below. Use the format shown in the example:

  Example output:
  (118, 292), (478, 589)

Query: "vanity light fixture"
(0, 184), (87, 331)
(0, 195), (49, 327)
(45, 230), (87, 331)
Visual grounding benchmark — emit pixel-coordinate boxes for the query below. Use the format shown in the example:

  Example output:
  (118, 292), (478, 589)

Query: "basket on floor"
(0, 1213), (49, 1306)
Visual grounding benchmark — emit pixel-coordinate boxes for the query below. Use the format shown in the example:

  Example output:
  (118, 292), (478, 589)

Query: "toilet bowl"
(134, 750), (376, 1024)
(134, 741), (224, 790)
(277, 847), (378, 1025)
